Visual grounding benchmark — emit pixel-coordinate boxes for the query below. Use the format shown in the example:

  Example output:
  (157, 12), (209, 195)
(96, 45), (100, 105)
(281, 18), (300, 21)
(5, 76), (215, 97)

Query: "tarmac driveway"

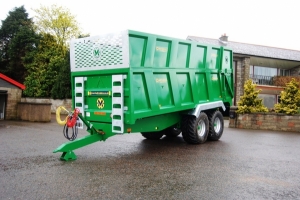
(1, 116), (300, 200)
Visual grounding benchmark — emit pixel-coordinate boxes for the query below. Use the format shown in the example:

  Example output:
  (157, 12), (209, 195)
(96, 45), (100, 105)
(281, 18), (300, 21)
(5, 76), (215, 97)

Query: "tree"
(23, 34), (63, 97)
(51, 50), (71, 99)
(32, 4), (81, 55)
(0, 6), (40, 83)
(274, 78), (300, 115)
(236, 79), (268, 114)
(23, 4), (83, 98)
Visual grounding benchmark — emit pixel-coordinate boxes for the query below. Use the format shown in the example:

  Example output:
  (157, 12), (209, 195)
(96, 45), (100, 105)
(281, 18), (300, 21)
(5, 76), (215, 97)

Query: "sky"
(1, 0), (299, 51)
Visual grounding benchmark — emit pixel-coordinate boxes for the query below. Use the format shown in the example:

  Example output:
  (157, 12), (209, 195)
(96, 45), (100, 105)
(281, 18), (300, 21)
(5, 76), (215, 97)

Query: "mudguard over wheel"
(182, 112), (209, 144)
(141, 131), (164, 140)
(208, 110), (224, 141)
(165, 127), (181, 137)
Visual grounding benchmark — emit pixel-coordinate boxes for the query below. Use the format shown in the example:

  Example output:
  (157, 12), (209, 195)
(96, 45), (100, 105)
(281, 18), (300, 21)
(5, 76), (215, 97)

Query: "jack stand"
(60, 151), (77, 161)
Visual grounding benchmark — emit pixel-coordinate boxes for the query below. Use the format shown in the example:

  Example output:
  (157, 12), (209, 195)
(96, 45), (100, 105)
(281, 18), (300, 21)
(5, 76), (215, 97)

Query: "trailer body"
(54, 30), (234, 160)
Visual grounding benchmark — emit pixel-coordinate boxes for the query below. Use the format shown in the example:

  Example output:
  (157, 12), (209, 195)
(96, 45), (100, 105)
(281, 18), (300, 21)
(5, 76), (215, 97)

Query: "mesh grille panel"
(70, 30), (129, 72)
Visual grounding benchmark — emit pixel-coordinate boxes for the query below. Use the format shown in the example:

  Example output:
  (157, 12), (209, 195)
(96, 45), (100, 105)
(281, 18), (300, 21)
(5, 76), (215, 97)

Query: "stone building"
(187, 34), (300, 108)
(0, 73), (25, 120)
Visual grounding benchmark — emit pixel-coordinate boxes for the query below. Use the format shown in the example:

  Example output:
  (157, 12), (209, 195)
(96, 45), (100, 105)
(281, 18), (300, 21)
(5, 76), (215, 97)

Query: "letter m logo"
(92, 46), (101, 59)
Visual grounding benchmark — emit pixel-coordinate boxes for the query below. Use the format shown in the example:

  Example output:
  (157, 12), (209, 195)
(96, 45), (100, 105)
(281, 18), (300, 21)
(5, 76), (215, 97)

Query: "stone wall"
(0, 87), (22, 119)
(234, 57), (250, 105)
(21, 98), (72, 114)
(229, 107), (300, 132)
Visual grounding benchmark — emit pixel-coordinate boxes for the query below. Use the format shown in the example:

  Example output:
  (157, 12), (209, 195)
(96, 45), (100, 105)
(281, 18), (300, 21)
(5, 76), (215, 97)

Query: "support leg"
(54, 134), (104, 153)
(54, 134), (105, 161)
(60, 151), (77, 161)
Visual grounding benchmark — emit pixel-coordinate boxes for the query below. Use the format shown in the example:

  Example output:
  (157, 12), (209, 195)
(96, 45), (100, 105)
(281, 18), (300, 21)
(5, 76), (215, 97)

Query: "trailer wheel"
(165, 127), (181, 137)
(208, 110), (224, 141)
(182, 112), (209, 144)
(141, 131), (164, 140)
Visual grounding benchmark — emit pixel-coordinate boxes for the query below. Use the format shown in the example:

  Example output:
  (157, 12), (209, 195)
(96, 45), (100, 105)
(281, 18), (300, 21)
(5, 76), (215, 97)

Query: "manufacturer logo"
(211, 53), (217, 58)
(92, 46), (101, 60)
(97, 98), (105, 109)
(225, 56), (229, 63)
(155, 78), (167, 83)
(88, 91), (111, 96)
(155, 46), (167, 52)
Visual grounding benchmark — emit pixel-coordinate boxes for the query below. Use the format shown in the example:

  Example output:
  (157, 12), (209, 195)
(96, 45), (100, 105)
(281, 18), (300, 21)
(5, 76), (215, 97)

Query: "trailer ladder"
(74, 77), (85, 129)
(112, 75), (125, 133)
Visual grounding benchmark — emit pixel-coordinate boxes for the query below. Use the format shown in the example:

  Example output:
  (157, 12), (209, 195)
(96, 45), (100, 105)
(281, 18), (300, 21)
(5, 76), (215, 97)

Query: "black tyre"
(208, 110), (224, 141)
(182, 112), (209, 144)
(165, 127), (181, 137)
(141, 131), (164, 140)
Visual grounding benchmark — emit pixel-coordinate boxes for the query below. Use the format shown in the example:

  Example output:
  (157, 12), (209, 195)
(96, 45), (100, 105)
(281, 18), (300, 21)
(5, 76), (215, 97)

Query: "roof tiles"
(187, 36), (300, 61)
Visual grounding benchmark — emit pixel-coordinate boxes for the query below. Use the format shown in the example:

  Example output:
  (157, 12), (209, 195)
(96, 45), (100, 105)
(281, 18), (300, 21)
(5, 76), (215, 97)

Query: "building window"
(279, 69), (290, 76)
(253, 66), (277, 76)
(277, 95), (281, 103)
(249, 66), (278, 85)
(258, 94), (277, 108)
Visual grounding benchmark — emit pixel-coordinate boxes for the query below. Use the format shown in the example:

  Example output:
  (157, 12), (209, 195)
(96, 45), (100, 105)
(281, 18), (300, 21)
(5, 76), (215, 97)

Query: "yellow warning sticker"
(97, 98), (105, 109)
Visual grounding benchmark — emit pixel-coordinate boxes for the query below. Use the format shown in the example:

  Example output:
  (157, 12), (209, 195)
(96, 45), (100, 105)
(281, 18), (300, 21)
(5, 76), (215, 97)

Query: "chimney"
(219, 33), (228, 42)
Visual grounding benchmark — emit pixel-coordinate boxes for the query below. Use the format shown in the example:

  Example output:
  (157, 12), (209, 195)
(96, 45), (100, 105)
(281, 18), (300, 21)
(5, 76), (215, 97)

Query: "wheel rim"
(197, 120), (206, 137)
(214, 117), (221, 133)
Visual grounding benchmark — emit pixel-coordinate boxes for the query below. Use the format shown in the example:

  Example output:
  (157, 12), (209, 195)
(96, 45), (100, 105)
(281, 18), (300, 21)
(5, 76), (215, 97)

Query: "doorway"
(0, 91), (7, 120)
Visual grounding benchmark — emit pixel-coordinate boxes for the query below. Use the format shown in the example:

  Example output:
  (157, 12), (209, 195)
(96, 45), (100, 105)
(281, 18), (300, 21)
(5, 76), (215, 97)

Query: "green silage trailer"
(54, 30), (234, 161)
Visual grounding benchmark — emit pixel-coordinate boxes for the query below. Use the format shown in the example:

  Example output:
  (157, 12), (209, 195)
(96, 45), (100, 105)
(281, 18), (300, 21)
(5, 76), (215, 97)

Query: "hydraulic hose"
(63, 116), (79, 141)
(57, 107), (81, 141)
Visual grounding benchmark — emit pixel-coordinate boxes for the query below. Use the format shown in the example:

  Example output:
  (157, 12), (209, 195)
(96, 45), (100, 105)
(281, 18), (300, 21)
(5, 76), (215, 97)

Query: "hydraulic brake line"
(63, 116), (78, 141)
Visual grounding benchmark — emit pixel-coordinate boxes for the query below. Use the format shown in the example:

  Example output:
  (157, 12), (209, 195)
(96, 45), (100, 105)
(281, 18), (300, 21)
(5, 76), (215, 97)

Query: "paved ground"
(1, 115), (300, 200)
